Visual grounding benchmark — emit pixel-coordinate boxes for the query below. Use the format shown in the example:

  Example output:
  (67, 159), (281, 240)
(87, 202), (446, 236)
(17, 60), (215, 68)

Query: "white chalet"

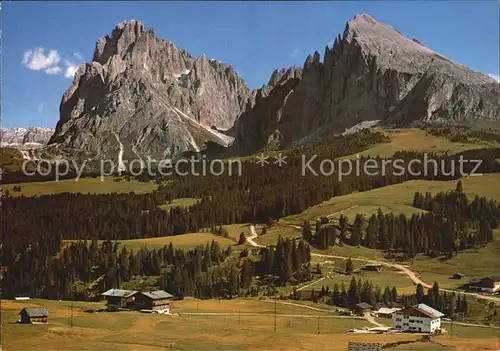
(393, 303), (444, 333)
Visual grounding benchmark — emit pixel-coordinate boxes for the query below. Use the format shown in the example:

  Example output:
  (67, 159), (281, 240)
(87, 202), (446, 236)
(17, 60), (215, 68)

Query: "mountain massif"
(230, 14), (499, 154)
(44, 14), (500, 160)
(0, 127), (54, 150)
(48, 20), (249, 162)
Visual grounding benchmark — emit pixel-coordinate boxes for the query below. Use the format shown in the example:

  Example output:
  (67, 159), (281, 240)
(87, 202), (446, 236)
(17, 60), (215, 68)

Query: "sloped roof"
(348, 342), (382, 351)
(19, 308), (49, 317)
(470, 276), (500, 284)
(414, 304), (444, 318)
(356, 302), (372, 309)
(375, 307), (401, 315)
(101, 289), (137, 298)
(139, 290), (174, 300)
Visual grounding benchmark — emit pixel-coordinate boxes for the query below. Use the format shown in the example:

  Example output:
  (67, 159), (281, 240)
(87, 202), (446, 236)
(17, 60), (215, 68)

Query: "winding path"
(247, 225), (264, 248)
(297, 277), (326, 292)
(246, 226), (500, 304)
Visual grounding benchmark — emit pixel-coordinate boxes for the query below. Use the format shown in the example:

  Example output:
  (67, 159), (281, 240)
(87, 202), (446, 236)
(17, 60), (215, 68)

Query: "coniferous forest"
(305, 185), (499, 259)
(1, 130), (499, 301)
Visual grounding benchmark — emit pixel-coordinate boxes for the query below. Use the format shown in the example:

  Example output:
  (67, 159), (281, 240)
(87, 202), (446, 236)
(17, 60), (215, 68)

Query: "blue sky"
(3, 1), (499, 129)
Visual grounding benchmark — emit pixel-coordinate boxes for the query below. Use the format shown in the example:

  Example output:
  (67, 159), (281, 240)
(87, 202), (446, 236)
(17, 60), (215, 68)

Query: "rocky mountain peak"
(342, 13), (497, 86)
(93, 19), (149, 63)
(48, 14), (498, 161)
(229, 13), (499, 155)
(50, 20), (250, 161)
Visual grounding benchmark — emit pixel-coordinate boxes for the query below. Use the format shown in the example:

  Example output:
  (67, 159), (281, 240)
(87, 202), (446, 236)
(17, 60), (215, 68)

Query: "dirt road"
(297, 277), (326, 291)
(246, 226), (500, 304)
(247, 225), (264, 248)
(364, 312), (388, 328)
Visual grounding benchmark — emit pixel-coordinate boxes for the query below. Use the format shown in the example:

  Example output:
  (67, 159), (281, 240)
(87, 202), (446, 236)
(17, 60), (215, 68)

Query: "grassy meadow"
(306, 268), (416, 293)
(250, 175), (500, 297)
(159, 197), (200, 211)
(64, 232), (237, 252)
(405, 229), (500, 290)
(4, 176), (158, 197)
(115, 232), (237, 251)
(254, 174), (500, 245)
(344, 129), (492, 159)
(2, 298), (498, 351)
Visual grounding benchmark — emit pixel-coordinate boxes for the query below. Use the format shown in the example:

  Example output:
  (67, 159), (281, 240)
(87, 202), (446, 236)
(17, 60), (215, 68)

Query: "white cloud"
(22, 48), (61, 71)
(45, 66), (62, 75)
(22, 47), (84, 78)
(64, 61), (80, 79)
(291, 48), (300, 59)
(488, 73), (500, 83)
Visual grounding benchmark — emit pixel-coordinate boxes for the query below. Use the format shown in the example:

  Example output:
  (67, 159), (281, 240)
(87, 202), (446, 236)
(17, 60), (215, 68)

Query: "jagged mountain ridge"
(229, 14), (499, 155)
(49, 20), (249, 161)
(1, 127), (55, 150)
(48, 15), (499, 160)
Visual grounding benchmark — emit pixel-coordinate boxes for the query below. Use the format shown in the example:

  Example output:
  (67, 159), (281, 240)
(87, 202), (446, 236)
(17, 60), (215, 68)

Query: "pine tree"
(345, 257), (353, 274)
(383, 286), (392, 307)
(416, 283), (425, 304)
(366, 282), (376, 307)
(455, 294), (462, 314)
(352, 214), (364, 246)
(238, 232), (246, 245)
(378, 215), (390, 249)
(332, 283), (340, 306)
(302, 221), (312, 242)
(375, 285), (382, 303)
(461, 295), (470, 317)
(315, 221), (322, 243)
(348, 276), (359, 305)
(447, 293), (456, 319)
(339, 215), (349, 245)
(328, 226), (338, 247)
(340, 283), (348, 307)
(240, 259), (253, 290)
(391, 286), (398, 303)
(365, 215), (378, 249)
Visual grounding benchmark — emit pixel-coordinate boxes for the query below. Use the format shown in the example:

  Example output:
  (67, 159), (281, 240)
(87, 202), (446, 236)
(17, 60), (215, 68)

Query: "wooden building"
(18, 308), (49, 324)
(451, 273), (465, 280)
(374, 307), (401, 318)
(101, 289), (137, 311)
(468, 276), (500, 293)
(362, 264), (382, 272)
(134, 290), (173, 313)
(353, 302), (372, 316)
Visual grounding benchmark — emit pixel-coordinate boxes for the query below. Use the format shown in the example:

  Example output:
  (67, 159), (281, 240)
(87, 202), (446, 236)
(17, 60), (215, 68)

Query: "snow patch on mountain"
(1, 127), (54, 150)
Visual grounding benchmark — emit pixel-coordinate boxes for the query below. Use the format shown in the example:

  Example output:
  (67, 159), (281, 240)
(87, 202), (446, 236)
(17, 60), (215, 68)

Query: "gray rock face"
(49, 15), (499, 160)
(49, 20), (250, 161)
(1, 127), (54, 150)
(231, 14), (499, 154)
